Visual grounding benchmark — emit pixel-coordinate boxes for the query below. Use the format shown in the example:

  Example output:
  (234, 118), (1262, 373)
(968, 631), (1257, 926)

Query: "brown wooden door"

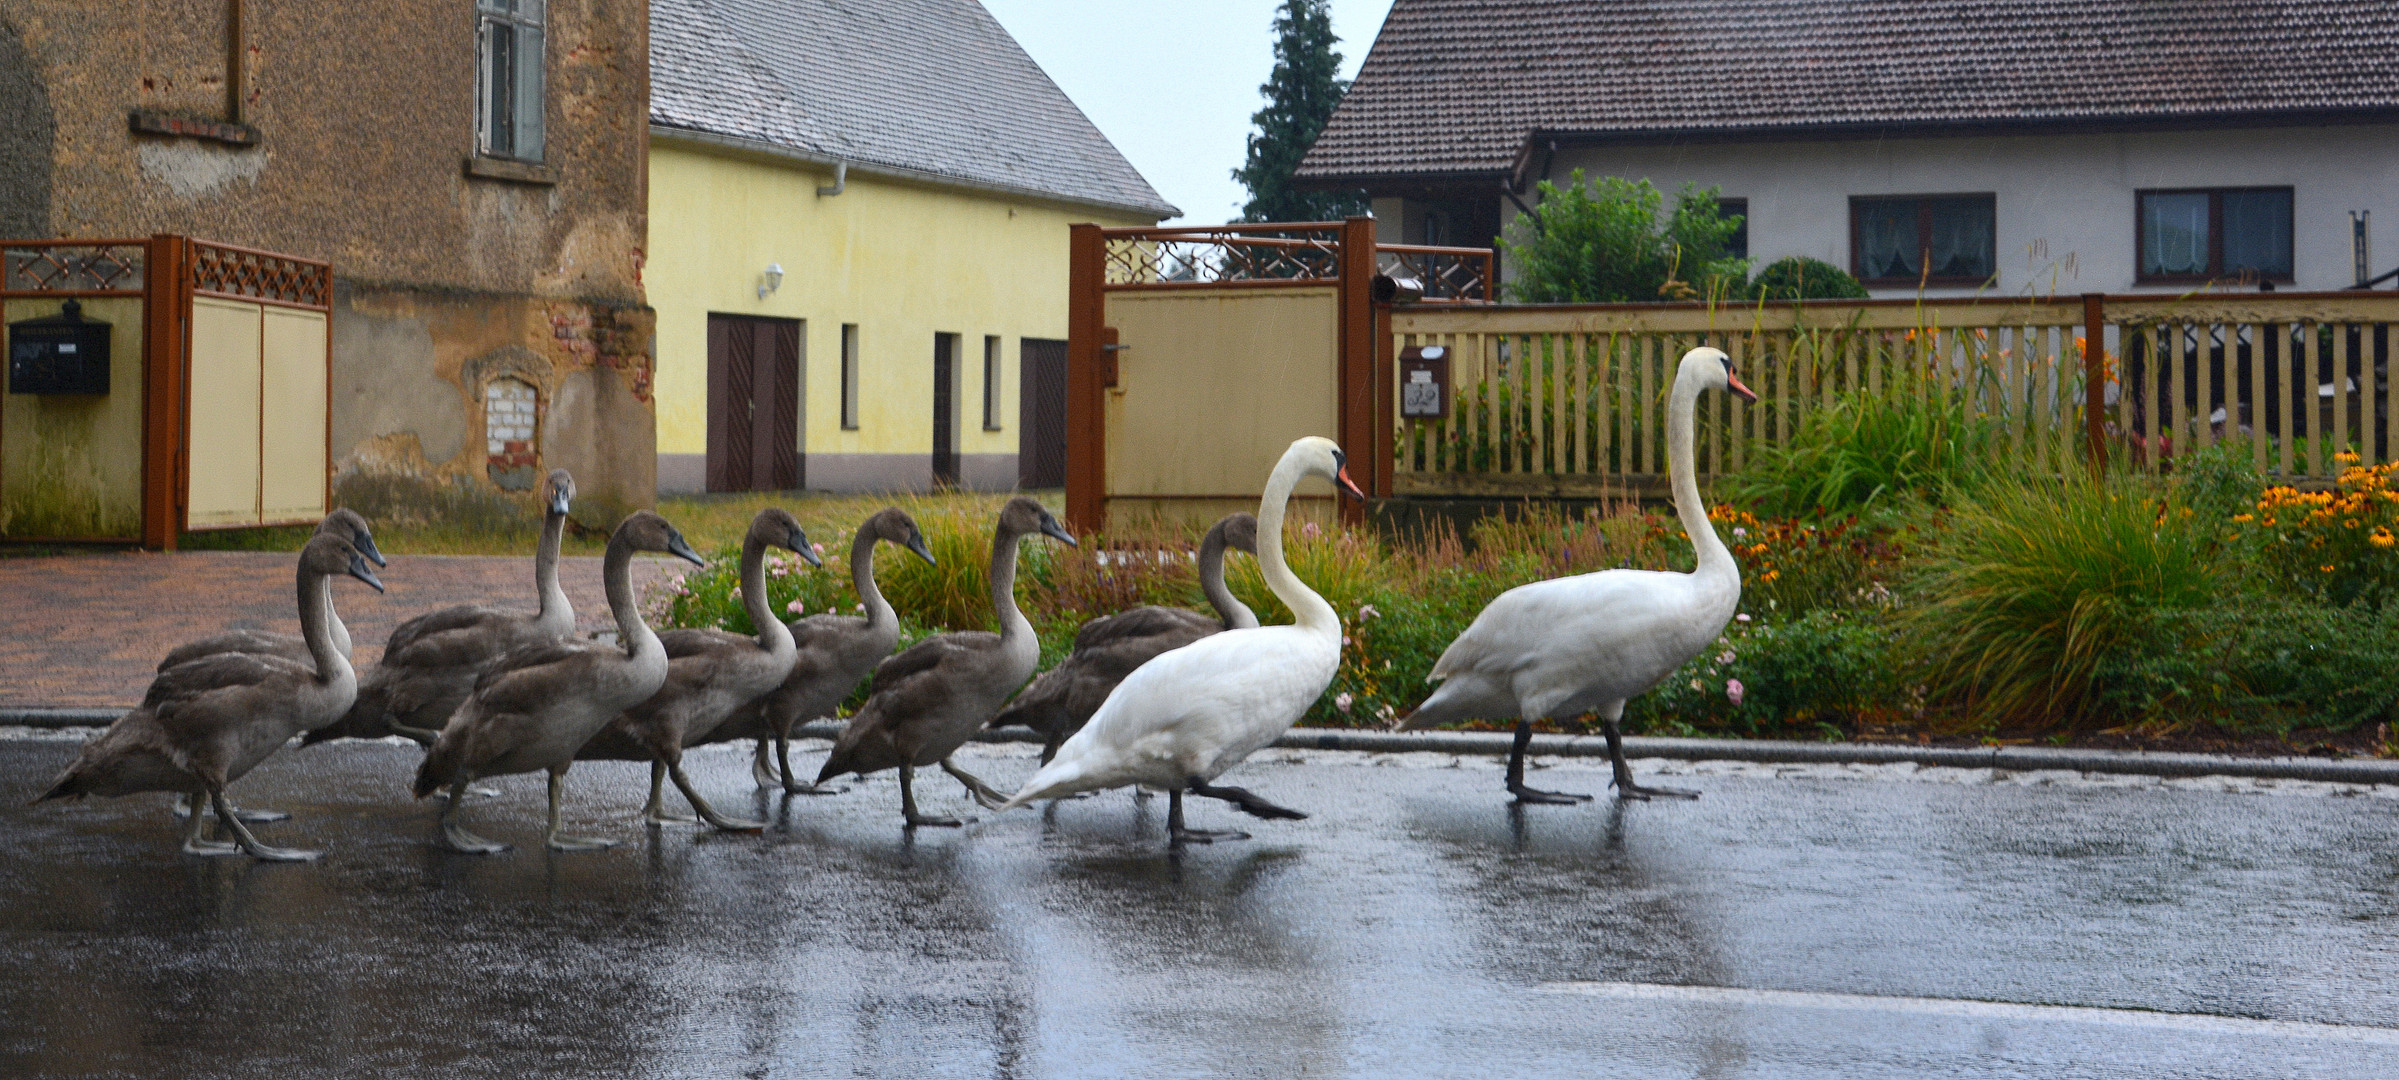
(932, 332), (960, 486)
(706, 314), (802, 492)
(1018, 337), (1067, 488)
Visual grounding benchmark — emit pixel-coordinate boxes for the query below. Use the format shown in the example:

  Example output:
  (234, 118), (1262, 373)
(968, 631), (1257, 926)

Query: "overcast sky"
(979, 1), (1398, 225)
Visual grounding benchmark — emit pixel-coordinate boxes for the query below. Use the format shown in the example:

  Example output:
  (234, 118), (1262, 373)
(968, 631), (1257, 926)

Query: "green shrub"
(1748, 256), (1869, 301)
(1726, 386), (1993, 517)
(1497, 172), (1748, 303)
(1901, 473), (2216, 729)
(1629, 608), (1897, 738)
(2095, 597), (2399, 733)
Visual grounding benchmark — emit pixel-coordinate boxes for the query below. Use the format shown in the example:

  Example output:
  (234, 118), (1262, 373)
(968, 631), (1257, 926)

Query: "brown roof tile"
(1299, 0), (2399, 183)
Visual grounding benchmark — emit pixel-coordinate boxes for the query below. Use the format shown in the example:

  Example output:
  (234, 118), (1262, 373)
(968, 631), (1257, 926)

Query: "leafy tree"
(1234, 0), (1367, 223)
(1749, 256), (1870, 301)
(1496, 171), (1748, 302)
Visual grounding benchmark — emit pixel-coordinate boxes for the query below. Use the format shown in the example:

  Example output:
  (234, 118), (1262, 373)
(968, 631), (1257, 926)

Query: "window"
(982, 335), (1004, 430)
(1850, 195), (1995, 285)
(475, 0), (546, 162)
(2138, 188), (2293, 283)
(839, 323), (860, 430)
(1716, 198), (1749, 260)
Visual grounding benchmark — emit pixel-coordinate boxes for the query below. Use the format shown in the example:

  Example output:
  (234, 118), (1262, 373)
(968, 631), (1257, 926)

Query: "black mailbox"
(9, 299), (111, 395)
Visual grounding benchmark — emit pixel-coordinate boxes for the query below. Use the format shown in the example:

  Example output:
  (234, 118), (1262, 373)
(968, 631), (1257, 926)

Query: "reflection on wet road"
(0, 737), (2393, 1078)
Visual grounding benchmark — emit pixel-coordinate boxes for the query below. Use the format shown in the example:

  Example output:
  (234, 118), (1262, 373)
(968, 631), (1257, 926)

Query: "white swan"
(1398, 346), (1754, 802)
(998, 436), (1364, 843)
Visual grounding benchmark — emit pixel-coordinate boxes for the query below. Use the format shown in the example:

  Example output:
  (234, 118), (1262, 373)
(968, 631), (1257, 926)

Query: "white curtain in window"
(2222, 190), (2292, 278)
(1856, 202), (1918, 279)
(2142, 193), (2209, 276)
(1926, 199), (1993, 279)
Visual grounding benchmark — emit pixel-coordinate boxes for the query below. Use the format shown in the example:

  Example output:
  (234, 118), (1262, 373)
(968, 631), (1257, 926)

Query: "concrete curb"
(15, 710), (2393, 785)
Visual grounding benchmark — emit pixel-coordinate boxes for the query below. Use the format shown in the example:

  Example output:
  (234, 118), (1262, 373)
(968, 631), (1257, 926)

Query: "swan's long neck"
(533, 506), (572, 634)
(1256, 455), (1339, 635)
(604, 536), (660, 664)
(988, 527), (1032, 645)
(1197, 518), (1257, 630)
(1668, 366), (1737, 583)
(320, 576), (352, 658)
(851, 527), (894, 633)
(739, 531), (795, 658)
(296, 564), (353, 689)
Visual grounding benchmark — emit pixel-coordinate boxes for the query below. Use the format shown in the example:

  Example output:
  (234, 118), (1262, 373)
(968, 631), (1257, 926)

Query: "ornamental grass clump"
(1902, 473), (2216, 729)
(2237, 452), (2399, 608)
(1726, 384), (1993, 518)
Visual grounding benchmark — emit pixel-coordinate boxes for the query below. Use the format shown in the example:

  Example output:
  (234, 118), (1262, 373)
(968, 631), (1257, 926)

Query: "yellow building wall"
(0, 297), (146, 539)
(646, 140), (1155, 488)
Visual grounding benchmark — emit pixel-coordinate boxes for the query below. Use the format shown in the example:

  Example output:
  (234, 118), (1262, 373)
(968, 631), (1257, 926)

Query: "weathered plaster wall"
(0, 0), (654, 525)
(645, 138), (1154, 493)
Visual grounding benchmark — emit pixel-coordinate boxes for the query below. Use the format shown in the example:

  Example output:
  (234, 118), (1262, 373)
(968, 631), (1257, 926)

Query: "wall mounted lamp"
(759, 262), (785, 300)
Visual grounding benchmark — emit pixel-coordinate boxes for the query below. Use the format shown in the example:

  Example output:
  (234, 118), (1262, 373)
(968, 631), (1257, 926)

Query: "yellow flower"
(2233, 513), (2255, 523)
(2337, 450), (2361, 464)
(2323, 564), (2337, 573)
(2373, 528), (2396, 548)
(2347, 519), (2362, 530)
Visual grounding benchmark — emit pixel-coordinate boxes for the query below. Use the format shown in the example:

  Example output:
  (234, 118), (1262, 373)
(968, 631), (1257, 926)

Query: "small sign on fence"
(1400, 345), (1449, 419)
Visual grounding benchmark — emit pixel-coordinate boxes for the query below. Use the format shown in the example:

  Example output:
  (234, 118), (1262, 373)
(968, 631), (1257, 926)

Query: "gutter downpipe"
(817, 160), (847, 197)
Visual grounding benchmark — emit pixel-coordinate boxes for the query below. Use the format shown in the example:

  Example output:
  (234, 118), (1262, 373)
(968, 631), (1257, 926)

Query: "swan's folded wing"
(157, 630), (302, 672)
(473, 639), (600, 693)
(1429, 570), (1679, 680)
(1070, 606), (1215, 652)
(867, 632), (995, 695)
(381, 605), (510, 661)
(145, 653), (307, 737)
(660, 627), (745, 659)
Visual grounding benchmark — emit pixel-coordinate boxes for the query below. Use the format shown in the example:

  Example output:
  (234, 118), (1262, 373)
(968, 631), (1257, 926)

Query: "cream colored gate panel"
(258, 306), (328, 522)
(187, 297), (263, 527)
(1104, 287), (1340, 503)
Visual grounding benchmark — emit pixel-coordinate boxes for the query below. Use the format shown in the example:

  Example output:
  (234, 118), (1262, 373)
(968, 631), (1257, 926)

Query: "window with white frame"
(476, 0), (546, 162)
(840, 323), (861, 430)
(982, 336), (1003, 430)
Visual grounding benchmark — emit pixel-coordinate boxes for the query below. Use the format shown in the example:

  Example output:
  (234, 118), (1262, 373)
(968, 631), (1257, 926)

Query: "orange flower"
(2373, 527), (2397, 548)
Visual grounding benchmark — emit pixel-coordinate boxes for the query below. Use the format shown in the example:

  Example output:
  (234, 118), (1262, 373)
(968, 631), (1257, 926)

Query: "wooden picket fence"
(1386, 293), (2399, 497)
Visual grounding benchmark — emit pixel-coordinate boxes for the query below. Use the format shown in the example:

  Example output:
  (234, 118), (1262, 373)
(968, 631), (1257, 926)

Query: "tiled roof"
(1299, 0), (2399, 183)
(651, 0), (1177, 218)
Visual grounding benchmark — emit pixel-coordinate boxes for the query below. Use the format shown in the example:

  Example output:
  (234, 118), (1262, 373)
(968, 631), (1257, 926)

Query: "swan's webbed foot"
(940, 758), (1010, 811)
(781, 780), (847, 796)
(1611, 776), (1700, 801)
(180, 807), (241, 856)
(1509, 782), (1595, 805)
(1186, 780), (1307, 821)
(667, 763), (764, 833)
(897, 764), (970, 829)
(438, 780), (510, 854)
(643, 806), (699, 826)
(211, 792), (321, 861)
(439, 823), (510, 854)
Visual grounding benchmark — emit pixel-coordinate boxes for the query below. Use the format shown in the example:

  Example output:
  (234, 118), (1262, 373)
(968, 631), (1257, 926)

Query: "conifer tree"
(1234, 0), (1366, 223)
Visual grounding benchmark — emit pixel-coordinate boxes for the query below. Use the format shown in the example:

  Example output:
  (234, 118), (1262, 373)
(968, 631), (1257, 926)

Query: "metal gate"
(0, 235), (331, 547)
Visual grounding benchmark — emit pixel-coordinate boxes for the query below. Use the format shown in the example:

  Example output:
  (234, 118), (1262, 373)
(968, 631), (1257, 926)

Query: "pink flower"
(1725, 679), (1745, 706)
(812, 543), (825, 555)
(1333, 692), (1354, 713)
(786, 599), (804, 614)
(1735, 613), (1751, 623)
(1301, 521), (1322, 539)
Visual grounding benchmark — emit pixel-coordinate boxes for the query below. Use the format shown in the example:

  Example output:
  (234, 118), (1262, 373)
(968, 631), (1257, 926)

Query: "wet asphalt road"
(1, 735), (2395, 1080)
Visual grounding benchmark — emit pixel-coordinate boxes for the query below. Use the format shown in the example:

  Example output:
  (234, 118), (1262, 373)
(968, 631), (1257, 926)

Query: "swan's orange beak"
(1726, 370), (1758, 402)
(1335, 465), (1367, 501)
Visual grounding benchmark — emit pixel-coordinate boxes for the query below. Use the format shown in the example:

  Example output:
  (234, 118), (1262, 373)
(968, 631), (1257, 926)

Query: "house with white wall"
(1296, 0), (2399, 298)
